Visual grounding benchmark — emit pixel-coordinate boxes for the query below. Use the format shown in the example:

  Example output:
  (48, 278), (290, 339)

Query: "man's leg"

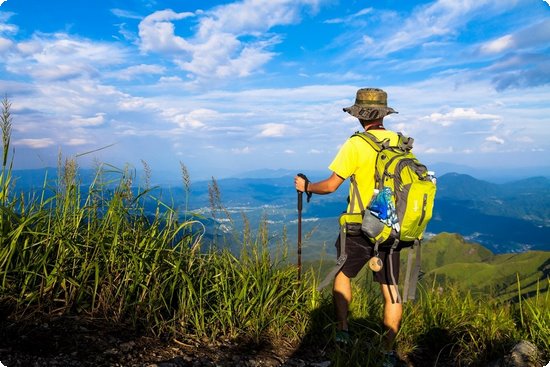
(380, 283), (402, 350)
(333, 270), (352, 331)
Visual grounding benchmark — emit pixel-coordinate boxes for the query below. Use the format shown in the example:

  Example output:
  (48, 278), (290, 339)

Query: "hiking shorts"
(335, 233), (401, 285)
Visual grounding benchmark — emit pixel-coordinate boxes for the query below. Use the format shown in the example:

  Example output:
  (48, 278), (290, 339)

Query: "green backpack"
(354, 131), (436, 244)
(318, 131), (436, 303)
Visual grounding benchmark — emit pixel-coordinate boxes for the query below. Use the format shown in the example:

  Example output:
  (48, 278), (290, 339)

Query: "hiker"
(294, 88), (403, 363)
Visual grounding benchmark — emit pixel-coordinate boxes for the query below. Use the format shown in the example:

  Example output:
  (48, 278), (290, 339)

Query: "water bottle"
(427, 170), (437, 185)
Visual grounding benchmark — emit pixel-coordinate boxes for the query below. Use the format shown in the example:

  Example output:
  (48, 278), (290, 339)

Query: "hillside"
(419, 233), (549, 300)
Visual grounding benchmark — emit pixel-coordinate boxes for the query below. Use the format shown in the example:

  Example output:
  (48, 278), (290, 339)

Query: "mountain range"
(9, 167), (550, 254)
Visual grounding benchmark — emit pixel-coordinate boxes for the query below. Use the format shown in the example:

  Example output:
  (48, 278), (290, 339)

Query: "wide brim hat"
(343, 88), (398, 120)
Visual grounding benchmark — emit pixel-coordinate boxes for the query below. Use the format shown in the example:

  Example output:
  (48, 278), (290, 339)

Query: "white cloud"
(111, 8), (143, 20)
(486, 135), (505, 144)
(357, 0), (519, 57)
(0, 0), (7, 6)
(0, 37), (12, 51)
(110, 64), (165, 80)
(423, 108), (500, 126)
(480, 20), (550, 56)
(14, 138), (55, 148)
(162, 108), (218, 129)
(67, 138), (88, 146)
(480, 34), (514, 54)
(424, 146), (454, 154)
(138, 1), (319, 79)
(138, 10), (195, 53)
(258, 123), (289, 137)
(0, 21), (17, 34)
(324, 7), (372, 24)
(70, 113), (106, 127)
(8, 33), (127, 81)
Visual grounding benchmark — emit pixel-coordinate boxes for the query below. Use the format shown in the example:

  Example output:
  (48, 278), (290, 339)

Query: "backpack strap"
(349, 175), (365, 214)
(397, 133), (414, 151)
(352, 131), (388, 151)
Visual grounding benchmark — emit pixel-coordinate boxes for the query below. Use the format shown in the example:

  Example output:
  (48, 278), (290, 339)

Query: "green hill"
(420, 233), (549, 300)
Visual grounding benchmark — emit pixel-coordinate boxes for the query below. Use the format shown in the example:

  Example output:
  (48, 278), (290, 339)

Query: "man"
(294, 88), (402, 364)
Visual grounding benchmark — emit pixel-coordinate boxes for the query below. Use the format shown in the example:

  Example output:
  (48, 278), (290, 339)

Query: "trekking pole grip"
(297, 173), (312, 203)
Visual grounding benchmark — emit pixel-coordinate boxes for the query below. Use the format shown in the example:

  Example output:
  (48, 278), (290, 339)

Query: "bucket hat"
(343, 88), (398, 120)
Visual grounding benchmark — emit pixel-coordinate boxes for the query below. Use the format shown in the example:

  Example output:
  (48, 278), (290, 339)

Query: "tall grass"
(0, 97), (312, 345)
(0, 97), (548, 365)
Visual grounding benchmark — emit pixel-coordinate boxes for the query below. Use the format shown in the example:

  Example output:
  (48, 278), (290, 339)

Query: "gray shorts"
(335, 233), (402, 285)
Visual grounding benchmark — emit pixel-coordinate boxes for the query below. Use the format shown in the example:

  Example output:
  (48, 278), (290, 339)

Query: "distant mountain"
(8, 168), (550, 254)
(428, 162), (550, 183)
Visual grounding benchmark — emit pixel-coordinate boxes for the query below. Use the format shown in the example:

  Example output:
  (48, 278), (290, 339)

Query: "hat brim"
(343, 105), (398, 120)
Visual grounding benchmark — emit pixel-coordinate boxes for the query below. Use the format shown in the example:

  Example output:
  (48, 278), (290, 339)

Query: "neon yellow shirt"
(329, 130), (400, 214)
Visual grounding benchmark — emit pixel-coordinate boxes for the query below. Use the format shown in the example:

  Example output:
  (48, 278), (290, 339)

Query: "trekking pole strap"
(297, 173), (312, 203)
(349, 175), (365, 213)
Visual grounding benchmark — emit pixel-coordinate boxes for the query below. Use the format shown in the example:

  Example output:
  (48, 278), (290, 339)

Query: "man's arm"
(294, 172), (345, 195)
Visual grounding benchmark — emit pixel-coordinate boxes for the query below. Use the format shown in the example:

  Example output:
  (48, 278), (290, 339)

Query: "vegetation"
(1, 97), (548, 366)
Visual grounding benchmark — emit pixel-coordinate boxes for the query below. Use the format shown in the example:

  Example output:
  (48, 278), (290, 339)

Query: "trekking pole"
(296, 173), (311, 282)
(297, 188), (303, 281)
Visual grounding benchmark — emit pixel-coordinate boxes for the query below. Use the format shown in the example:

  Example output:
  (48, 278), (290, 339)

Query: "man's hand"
(294, 174), (307, 192)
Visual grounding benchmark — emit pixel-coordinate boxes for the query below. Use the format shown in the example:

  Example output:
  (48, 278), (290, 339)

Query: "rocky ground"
(0, 314), (332, 367)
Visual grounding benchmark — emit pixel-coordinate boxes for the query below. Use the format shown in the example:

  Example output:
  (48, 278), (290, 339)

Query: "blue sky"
(0, 0), (549, 180)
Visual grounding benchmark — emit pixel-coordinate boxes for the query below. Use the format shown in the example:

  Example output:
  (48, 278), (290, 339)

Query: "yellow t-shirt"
(329, 130), (400, 214)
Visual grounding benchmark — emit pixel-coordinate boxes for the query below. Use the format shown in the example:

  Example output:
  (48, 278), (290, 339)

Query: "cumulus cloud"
(138, 1), (319, 79)
(7, 33), (127, 81)
(162, 108), (218, 129)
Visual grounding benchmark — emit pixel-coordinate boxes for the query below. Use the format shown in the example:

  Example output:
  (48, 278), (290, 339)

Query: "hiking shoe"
(381, 351), (398, 367)
(334, 330), (351, 345)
